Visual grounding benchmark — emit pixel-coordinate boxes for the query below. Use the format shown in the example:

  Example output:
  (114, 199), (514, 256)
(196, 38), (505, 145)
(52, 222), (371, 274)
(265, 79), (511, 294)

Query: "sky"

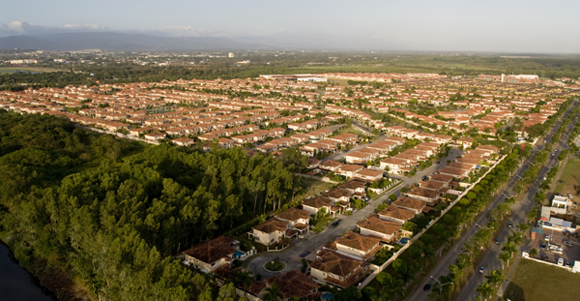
(1, 0), (579, 53)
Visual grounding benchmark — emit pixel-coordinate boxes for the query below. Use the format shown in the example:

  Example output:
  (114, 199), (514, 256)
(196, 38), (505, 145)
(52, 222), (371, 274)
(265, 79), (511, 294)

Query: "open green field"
(504, 259), (580, 301)
(554, 158), (580, 196)
(333, 126), (365, 137)
(0, 67), (65, 73)
(300, 177), (335, 198)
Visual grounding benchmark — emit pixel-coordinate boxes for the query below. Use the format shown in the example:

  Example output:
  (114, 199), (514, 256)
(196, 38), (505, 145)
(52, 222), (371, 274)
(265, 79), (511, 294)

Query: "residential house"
(265, 270), (320, 300)
(337, 164), (364, 178)
(172, 137), (195, 146)
(391, 197), (429, 214)
(274, 207), (311, 237)
(354, 169), (384, 182)
(377, 206), (416, 224)
(249, 219), (289, 246)
(329, 231), (383, 262)
(406, 187), (441, 204)
(182, 236), (236, 273)
(309, 250), (369, 288)
(302, 197), (333, 216)
(357, 215), (401, 243)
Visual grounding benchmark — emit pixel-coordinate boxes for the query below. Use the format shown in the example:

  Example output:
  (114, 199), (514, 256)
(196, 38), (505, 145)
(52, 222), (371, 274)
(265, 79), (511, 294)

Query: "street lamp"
(430, 276), (453, 295)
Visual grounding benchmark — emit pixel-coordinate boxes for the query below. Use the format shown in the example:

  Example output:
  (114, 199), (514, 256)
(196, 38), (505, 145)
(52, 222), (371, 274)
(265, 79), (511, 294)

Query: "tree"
(529, 248), (538, 257)
(334, 286), (363, 301)
(485, 270), (505, 286)
(499, 251), (512, 269)
(263, 285), (284, 301)
(476, 282), (493, 300)
(233, 269), (253, 298)
(216, 282), (238, 301)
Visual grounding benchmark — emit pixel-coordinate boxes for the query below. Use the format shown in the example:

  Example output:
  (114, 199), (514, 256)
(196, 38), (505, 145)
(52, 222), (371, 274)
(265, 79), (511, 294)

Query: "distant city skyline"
(2, 0), (579, 53)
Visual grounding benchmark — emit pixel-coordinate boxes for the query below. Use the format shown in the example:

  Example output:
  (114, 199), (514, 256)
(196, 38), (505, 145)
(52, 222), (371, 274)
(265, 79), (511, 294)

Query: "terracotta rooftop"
(407, 187), (441, 200)
(309, 250), (364, 278)
(357, 215), (401, 237)
(321, 160), (343, 168)
(356, 168), (384, 177)
(335, 231), (382, 252)
(392, 196), (428, 211)
(302, 197), (331, 209)
(339, 164), (365, 172)
(322, 188), (352, 199)
(252, 219), (288, 234)
(265, 270), (320, 299)
(182, 235), (235, 264)
(419, 180), (445, 190)
(378, 206), (416, 222)
(275, 207), (311, 222)
(429, 173), (453, 183)
(338, 180), (367, 191)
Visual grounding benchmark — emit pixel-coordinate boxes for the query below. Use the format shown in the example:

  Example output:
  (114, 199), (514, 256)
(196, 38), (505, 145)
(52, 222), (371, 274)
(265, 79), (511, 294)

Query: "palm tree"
(263, 285), (283, 301)
(476, 282), (493, 301)
(507, 231), (524, 246)
(233, 269), (253, 298)
(485, 270), (505, 286)
(499, 251), (512, 269)
(517, 223), (530, 234)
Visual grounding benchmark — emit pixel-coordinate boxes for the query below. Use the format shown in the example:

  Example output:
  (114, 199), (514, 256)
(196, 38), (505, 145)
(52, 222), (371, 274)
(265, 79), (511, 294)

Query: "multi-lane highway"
(407, 100), (578, 301)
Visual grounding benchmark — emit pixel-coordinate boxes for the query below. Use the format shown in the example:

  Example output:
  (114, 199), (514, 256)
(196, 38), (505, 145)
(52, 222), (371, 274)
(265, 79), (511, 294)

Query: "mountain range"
(0, 32), (273, 51)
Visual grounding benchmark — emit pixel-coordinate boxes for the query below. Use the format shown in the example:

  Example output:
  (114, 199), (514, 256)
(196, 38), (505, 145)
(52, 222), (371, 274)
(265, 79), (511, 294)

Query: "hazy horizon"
(2, 0), (580, 53)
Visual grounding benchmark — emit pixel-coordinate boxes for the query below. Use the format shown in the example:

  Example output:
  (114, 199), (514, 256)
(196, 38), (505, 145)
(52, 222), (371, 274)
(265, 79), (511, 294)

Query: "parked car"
(330, 220), (340, 228)
(423, 284), (431, 291)
(299, 251), (310, 258)
(540, 243), (547, 250)
(508, 222), (513, 228)
(495, 239), (501, 245)
(558, 257), (564, 266)
(565, 261), (571, 267)
(568, 194), (574, 199)
(544, 235), (550, 241)
(478, 267), (485, 274)
(563, 240), (574, 247)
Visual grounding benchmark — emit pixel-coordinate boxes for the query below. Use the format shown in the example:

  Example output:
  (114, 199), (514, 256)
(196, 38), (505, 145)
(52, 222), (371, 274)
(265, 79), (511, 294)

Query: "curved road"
(246, 149), (463, 279)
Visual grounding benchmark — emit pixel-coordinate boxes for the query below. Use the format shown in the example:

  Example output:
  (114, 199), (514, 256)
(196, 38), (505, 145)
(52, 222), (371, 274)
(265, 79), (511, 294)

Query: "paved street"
(246, 148), (463, 278)
(406, 100), (578, 301)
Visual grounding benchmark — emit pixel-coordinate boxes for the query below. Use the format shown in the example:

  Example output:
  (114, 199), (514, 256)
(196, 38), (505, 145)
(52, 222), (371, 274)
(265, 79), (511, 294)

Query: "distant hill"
(0, 32), (273, 51)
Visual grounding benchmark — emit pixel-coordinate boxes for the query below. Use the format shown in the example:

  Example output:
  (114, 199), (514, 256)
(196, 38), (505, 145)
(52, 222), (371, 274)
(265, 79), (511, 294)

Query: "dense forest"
(0, 110), (301, 300)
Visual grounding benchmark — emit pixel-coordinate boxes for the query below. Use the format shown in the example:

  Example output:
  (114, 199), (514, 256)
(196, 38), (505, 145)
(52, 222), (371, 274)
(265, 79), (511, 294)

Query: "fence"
(357, 154), (508, 289)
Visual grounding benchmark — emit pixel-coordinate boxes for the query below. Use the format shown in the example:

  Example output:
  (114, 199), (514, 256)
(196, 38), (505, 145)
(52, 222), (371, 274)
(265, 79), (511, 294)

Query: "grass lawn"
(300, 178), (335, 198)
(312, 216), (335, 233)
(554, 158), (580, 196)
(0, 67), (65, 73)
(504, 259), (580, 301)
(333, 126), (365, 137)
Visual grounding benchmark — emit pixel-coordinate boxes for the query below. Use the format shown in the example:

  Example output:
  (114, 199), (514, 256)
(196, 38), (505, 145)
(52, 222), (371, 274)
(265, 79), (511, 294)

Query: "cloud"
(0, 21), (109, 37)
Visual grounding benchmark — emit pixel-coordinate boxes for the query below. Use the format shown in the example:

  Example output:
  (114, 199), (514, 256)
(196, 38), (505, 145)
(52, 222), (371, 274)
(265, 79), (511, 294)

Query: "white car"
(558, 257), (564, 266)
